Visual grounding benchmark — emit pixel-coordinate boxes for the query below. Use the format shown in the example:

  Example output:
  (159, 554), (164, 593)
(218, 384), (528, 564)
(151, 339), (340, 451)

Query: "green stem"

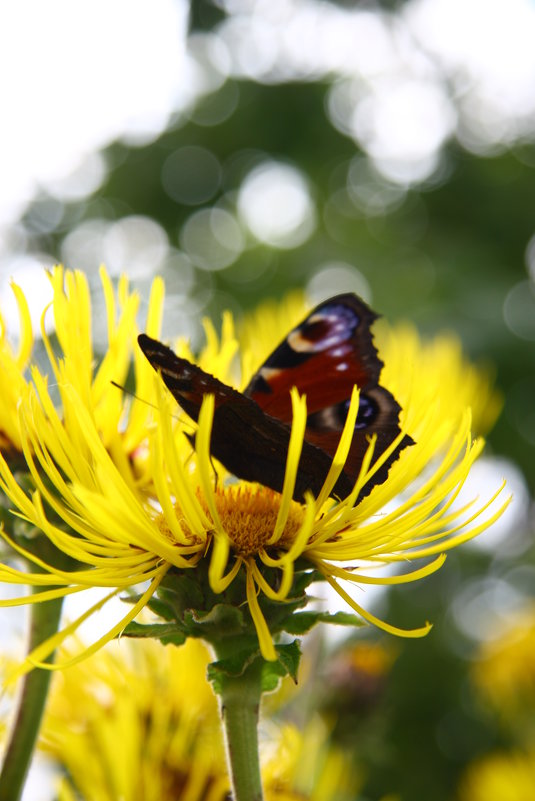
(216, 658), (264, 801)
(0, 593), (63, 801)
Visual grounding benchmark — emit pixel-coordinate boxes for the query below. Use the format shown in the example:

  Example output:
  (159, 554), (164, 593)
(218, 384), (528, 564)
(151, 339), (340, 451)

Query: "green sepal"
(144, 595), (177, 621)
(207, 649), (261, 694)
(183, 602), (246, 635)
(207, 640), (302, 696)
(116, 560), (338, 667)
(156, 573), (205, 618)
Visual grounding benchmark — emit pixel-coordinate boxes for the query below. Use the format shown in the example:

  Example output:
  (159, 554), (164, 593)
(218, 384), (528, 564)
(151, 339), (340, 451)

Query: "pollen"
(206, 486), (306, 558)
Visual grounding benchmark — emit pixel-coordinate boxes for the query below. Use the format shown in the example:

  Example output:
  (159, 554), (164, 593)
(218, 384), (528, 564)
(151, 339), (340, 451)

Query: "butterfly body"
(138, 294), (412, 503)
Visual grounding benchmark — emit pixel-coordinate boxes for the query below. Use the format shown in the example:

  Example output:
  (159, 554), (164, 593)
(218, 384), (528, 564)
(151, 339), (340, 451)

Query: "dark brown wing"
(138, 334), (352, 501)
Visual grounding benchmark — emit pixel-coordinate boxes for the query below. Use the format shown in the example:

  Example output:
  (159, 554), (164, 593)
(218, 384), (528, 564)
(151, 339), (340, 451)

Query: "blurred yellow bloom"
(326, 639), (398, 706)
(458, 748), (535, 801)
(0, 281), (33, 453)
(376, 320), (502, 437)
(343, 640), (398, 677)
(0, 272), (510, 679)
(471, 605), (535, 730)
(41, 638), (358, 801)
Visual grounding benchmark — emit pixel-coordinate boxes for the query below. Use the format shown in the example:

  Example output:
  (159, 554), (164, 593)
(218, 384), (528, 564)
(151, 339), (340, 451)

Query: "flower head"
(0, 274), (510, 680)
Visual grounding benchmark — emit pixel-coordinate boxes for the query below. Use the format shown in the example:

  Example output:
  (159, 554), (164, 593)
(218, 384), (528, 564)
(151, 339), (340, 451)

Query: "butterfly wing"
(243, 294), (413, 494)
(137, 334), (345, 500)
(139, 293), (412, 504)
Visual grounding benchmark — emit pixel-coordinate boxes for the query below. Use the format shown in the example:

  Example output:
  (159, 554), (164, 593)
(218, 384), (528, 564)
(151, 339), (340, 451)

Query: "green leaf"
(144, 595), (178, 621)
(282, 610), (363, 635)
(260, 641), (302, 692)
(275, 640), (301, 682)
(120, 592), (177, 622)
(120, 621), (186, 646)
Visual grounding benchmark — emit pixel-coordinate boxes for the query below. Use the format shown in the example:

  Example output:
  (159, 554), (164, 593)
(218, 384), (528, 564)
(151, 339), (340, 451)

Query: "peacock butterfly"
(138, 293), (413, 503)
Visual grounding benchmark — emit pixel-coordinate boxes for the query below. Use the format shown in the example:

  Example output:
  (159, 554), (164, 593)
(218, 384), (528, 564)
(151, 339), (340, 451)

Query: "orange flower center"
(211, 486), (306, 557)
(171, 486), (306, 558)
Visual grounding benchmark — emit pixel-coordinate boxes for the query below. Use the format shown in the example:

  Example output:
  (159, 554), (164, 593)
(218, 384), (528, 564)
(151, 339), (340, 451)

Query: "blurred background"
(1, 1), (534, 799)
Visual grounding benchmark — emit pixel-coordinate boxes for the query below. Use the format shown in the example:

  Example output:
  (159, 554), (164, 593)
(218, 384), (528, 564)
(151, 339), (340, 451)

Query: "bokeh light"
(457, 457), (530, 556)
(407, 0), (535, 152)
(306, 263), (372, 304)
(451, 575), (531, 645)
(180, 207), (245, 271)
(162, 146), (222, 206)
(103, 216), (170, 279)
(503, 281), (535, 342)
(346, 157), (406, 217)
(0, 255), (55, 335)
(237, 161), (316, 248)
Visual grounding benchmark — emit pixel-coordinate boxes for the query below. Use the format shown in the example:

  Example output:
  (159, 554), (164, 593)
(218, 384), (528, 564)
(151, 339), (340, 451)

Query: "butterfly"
(138, 293), (413, 503)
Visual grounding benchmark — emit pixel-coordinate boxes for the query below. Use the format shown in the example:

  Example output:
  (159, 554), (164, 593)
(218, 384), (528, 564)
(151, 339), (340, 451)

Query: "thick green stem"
(216, 658), (264, 801)
(0, 594), (63, 801)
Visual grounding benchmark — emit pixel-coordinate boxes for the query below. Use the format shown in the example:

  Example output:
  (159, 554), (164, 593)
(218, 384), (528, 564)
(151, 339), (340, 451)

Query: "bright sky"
(1, 0), (535, 231)
(0, 0), (189, 225)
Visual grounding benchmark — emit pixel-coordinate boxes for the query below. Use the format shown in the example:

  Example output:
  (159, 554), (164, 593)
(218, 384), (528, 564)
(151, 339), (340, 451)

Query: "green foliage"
(119, 561), (328, 692)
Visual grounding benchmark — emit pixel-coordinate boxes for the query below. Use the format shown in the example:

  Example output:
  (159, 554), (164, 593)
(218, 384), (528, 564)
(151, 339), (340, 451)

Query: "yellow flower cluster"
(459, 607), (535, 801)
(40, 638), (358, 801)
(0, 267), (509, 678)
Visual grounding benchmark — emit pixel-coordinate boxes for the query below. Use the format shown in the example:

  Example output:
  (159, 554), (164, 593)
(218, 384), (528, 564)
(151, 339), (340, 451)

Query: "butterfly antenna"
(110, 381), (195, 433)
(110, 380), (150, 404)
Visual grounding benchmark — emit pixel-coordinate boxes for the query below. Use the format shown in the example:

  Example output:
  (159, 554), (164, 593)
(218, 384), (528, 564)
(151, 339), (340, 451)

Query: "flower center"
(212, 486), (306, 557)
(172, 486), (303, 558)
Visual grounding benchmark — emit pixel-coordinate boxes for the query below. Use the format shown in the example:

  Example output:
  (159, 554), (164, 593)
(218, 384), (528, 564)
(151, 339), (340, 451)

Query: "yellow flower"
(0, 278), (510, 679)
(40, 638), (358, 801)
(262, 719), (359, 801)
(42, 266), (166, 480)
(0, 265), (166, 474)
(458, 748), (535, 801)
(0, 281), (33, 453)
